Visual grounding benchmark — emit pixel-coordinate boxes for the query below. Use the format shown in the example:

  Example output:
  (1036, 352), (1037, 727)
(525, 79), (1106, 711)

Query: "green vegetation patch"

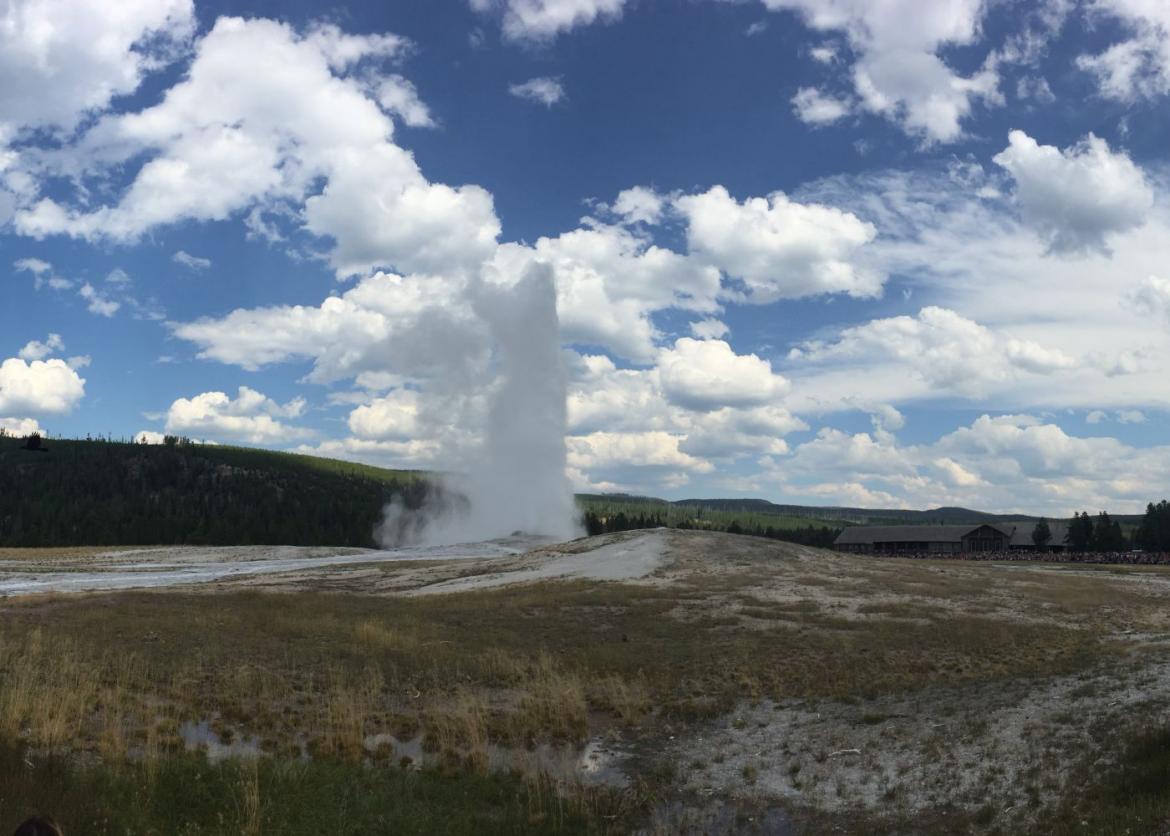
(1038, 724), (1170, 835)
(0, 742), (624, 835)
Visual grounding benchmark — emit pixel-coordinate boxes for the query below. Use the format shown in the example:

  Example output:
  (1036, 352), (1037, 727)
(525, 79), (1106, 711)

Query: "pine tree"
(1031, 518), (1052, 550)
(1066, 512), (1093, 552)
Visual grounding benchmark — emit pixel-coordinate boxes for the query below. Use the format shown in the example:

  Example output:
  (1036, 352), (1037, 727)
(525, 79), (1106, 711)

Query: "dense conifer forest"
(0, 435), (425, 547)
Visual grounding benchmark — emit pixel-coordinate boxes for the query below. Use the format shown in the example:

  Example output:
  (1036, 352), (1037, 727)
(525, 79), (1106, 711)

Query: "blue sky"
(2, 0), (1170, 514)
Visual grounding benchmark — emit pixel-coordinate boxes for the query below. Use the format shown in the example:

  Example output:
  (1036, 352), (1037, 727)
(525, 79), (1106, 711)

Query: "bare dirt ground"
(4, 529), (1170, 833)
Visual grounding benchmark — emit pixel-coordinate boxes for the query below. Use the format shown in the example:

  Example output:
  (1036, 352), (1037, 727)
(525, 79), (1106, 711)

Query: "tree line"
(1031, 503), (1170, 553)
(4, 433), (1166, 554)
(582, 509), (840, 548)
(1134, 501), (1170, 551)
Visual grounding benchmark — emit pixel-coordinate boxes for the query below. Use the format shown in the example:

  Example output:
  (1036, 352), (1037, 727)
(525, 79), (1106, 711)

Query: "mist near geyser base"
(376, 267), (582, 548)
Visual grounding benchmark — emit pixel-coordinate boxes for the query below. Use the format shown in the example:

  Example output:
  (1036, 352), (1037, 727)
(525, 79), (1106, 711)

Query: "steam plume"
(377, 265), (581, 546)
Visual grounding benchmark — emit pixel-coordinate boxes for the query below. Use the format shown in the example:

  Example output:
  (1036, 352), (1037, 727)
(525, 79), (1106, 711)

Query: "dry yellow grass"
(424, 690), (490, 771)
(514, 654), (589, 743)
(313, 667), (384, 761)
(478, 646), (532, 684)
(237, 757), (261, 836)
(353, 618), (419, 652)
(0, 630), (105, 750)
(591, 673), (651, 724)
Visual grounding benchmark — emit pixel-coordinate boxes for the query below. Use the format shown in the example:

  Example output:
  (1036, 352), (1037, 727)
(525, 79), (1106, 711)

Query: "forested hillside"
(0, 436), (425, 547)
(576, 494), (841, 547)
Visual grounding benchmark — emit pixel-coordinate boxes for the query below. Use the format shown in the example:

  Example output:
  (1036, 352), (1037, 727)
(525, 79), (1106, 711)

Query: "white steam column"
(380, 264), (582, 546)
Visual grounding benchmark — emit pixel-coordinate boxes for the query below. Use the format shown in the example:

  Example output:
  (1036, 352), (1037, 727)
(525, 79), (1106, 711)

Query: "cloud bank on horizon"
(2, 0), (1170, 516)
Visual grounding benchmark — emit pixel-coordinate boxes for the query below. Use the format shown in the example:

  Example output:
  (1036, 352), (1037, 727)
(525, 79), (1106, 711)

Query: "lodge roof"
(833, 524), (1000, 545)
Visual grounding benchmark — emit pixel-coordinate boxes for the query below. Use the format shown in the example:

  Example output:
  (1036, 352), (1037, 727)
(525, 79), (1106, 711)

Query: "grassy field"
(2, 532), (1170, 832)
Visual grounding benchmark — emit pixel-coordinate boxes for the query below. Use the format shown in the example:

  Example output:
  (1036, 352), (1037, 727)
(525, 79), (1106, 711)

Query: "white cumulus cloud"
(377, 74), (435, 127)
(611, 186), (664, 225)
(993, 130), (1153, 254)
(78, 283), (120, 317)
(347, 389), (422, 441)
(471, 0), (627, 42)
(0, 417), (42, 436)
(772, 413), (1170, 515)
(791, 87), (852, 125)
(18, 334), (64, 361)
(1078, 1), (1170, 100)
(0, 0), (194, 136)
(760, 0), (998, 143)
(164, 386), (311, 444)
(508, 76), (566, 106)
(13, 17), (498, 281)
(674, 185), (880, 302)
(0, 357), (86, 415)
(658, 338), (789, 411)
(790, 306), (1076, 398)
(172, 250), (211, 270)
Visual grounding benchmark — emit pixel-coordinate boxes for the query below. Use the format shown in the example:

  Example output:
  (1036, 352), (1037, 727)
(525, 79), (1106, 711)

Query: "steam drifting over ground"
(377, 266), (582, 547)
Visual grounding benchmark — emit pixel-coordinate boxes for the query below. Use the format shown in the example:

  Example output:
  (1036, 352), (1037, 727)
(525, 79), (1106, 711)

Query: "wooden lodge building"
(833, 522), (1067, 555)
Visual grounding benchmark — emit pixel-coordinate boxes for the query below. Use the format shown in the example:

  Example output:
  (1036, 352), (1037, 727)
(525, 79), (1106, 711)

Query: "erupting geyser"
(377, 265), (582, 547)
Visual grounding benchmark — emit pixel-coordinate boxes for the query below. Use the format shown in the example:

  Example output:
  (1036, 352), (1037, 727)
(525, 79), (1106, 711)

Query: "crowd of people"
(869, 549), (1170, 565)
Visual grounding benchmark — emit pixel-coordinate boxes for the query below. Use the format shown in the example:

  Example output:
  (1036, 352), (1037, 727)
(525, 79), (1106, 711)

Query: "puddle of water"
(652, 799), (797, 835)
(175, 719), (629, 788)
(179, 720), (263, 763)
(489, 739), (629, 788)
(361, 732), (629, 787)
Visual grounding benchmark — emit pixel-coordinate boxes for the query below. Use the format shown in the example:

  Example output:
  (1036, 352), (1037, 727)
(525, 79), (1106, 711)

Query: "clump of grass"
(313, 667), (384, 761)
(237, 757), (261, 836)
(423, 690), (489, 772)
(0, 629), (114, 751)
(856, 601), (946, 620)
(354, 619), (418, 652)
(590, 674), (651, 724)
(513, 655), (588, 743)
(478, 647), (531, 685)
